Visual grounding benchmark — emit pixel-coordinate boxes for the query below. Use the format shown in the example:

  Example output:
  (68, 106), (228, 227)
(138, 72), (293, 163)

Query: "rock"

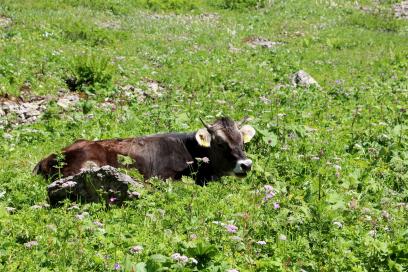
(245, 37), (284, 49)
(119, 79), (166, 102)
(120, 84), (147, 102)
(143, 79), (166, 98)
(47, 166), (143, 206)
(57, 94), (80, 110)
(291, 70), (320, 88)
(228, 43), (241, 53)
(0, 16), (12, 28)
(100, 100), (116, 112)
(0, 98), (48, 127)
(394, 1), (408, 19)
(198, 13), (220, 22)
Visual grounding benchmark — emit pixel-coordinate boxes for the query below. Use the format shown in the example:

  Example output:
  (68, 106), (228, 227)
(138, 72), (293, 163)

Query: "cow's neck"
(181, 133), (215, 184)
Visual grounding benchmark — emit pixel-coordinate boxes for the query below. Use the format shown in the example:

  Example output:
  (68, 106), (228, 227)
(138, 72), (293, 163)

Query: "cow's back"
(34, 140), (119, 180)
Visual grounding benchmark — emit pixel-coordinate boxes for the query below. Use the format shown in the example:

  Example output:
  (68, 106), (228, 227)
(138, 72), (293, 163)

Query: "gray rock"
(0, 99), (47, 127)
(120, 84), (148, 102)
(291, 70), (320, 88)
(0, 16), (12, 28)
(394, 1), (408, 19)
(57, 94), (80, 110)
(47, 166), (143, 206)
(143, 79), (166, 98)
(246, 37), (284, 49)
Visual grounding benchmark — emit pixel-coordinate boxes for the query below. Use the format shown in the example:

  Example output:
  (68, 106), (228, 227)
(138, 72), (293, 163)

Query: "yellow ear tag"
(196, 128), (211, 147)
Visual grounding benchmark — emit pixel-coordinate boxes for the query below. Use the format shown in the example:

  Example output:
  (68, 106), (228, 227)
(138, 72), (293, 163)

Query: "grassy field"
(1, 0), (408, 271)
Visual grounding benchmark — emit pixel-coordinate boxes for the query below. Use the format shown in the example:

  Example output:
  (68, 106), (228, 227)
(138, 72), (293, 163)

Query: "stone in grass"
(245, 36), (284, 49)
(394, 1), (408, 19)
(56, 93), (80, 110)
(0, 16), (12, 28)
(47, 165), (143, 206)
(291, 70), (320, 88)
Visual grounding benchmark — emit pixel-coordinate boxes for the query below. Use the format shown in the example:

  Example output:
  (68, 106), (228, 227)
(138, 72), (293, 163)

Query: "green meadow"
(0, 0), (407, 271)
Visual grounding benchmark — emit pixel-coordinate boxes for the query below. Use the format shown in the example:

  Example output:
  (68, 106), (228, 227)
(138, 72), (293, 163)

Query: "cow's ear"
(240, 125), (256, 143)
(195, 128), (211, 147)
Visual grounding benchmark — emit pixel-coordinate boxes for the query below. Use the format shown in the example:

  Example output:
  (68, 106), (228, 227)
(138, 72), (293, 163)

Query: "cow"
(33, 117), (256, 185)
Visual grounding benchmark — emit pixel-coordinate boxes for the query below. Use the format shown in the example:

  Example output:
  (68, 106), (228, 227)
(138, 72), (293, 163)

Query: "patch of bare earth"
(95, 19), (121, 29)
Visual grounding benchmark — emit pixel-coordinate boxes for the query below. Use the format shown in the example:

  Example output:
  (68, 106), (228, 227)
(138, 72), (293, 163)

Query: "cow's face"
(195, 117), (256, 177)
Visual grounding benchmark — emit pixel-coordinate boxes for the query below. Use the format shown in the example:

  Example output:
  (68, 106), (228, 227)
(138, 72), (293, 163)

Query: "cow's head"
(195, 117), (256, 177)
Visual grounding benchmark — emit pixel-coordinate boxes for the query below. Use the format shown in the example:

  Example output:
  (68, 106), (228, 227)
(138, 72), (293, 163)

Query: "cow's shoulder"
(134, 134), (192, 179)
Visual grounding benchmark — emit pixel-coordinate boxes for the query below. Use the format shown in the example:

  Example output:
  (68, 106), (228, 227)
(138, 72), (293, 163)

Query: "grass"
(0, 0), (408, 271)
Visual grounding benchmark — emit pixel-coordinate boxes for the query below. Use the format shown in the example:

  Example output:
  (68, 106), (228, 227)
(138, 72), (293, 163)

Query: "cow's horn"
(199, 117), (213, 132)
(238, 116), (250, 128)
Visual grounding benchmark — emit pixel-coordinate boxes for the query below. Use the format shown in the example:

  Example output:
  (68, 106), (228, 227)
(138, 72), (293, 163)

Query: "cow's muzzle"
(233, 159), (253, 177)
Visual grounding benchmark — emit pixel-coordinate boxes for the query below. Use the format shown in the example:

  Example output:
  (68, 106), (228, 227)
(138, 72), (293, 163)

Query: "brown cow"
(34, 117), (256, 185)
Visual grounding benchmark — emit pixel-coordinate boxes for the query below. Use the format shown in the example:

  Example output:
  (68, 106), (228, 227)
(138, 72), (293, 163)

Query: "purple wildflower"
(262, 185), (277, 202)
(171, 253), (189, 264)
(179, 255), (189, 263)
(225, 224), (238, 233)
(171, 253), (181, 260)
(264, 185), (273, 192)
(109, 197), (117, 203)
(196, 157), (210, 163)
(273, 202), (280, 209)
(256, 240), (267, 245)
(93, 221), (104, 228)
(263, 191), (275, 201)
(113, 263), (121, 270)
(130, 245), (143, 254)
